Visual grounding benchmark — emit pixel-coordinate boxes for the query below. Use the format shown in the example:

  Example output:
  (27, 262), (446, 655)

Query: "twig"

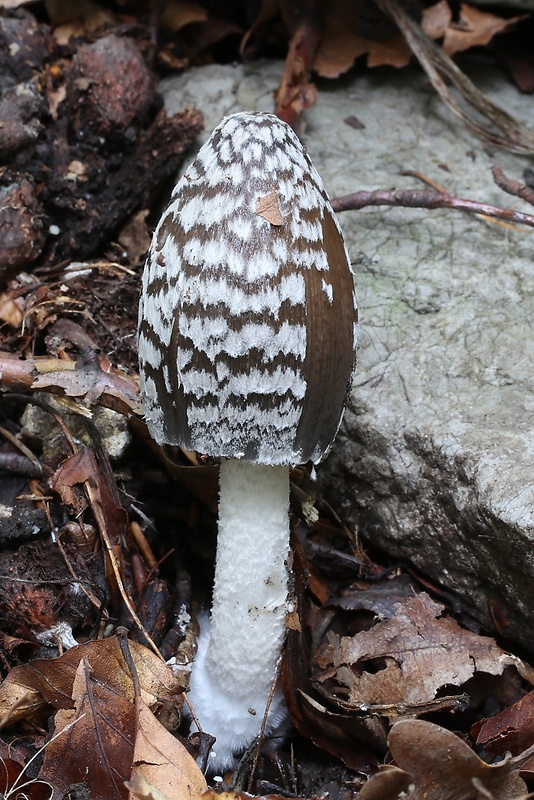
(492, 164), (534, 207)
(88, 483), (164, 662)
(248, 655), (284, 793)
(374, 0), (534, 155)
(331, 188), (534, 228)
(401, 168), (530, 230)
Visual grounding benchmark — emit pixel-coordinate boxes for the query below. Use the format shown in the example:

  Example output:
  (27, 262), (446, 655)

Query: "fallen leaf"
(421, 0), (451, 39)
(359, 719), (528, 799)
(442, 3), (526, 56)
(0, 636), (184, 727)
(316, 592), (529, 713)
(358, 765), (412, 800)
(311, 0), (412, 78)
(130, 701), (207, 800)
(161, 0), (208, 33)
(126, 774), (172, 800)
(0, 351), (142, 418)
(118, 209), (151, 263)
(366, 33), (413, 68)
(282, 541), (385, 770)
(39, 657), (135, 800)
(0, 754), (52, 800)
(0, 291), (24, 327)
(33, 358), (143, 414)
(255, 190), (283, 225)
(46, 0), (116, 44)
(308, 0), (523, 78)
(275, 17), (318, 131)
(474, 689), (534, 772)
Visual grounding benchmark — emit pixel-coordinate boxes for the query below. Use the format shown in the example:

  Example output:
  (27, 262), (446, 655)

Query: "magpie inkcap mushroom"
(138, 111), (358, 771)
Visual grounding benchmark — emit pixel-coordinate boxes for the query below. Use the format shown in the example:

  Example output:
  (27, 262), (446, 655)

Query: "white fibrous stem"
(187, 458), (290, 772)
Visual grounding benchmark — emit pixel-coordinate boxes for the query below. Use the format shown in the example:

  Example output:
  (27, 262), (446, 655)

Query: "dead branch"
(492, 165), (534, 207)
(331, 187), (534, 228)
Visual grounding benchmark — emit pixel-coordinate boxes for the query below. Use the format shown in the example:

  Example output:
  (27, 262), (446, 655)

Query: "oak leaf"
(129, 702), (207, 800)
(39, 657), (135, 800)
(359, 719), (530, 800)
(0, 636), (185, 727)
(315, 592), (530, 714)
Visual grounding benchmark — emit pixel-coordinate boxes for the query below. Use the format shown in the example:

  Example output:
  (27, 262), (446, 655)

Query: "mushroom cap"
(138, 112), (357, 465)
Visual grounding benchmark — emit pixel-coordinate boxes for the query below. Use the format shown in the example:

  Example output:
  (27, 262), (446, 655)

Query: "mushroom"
(138, 112), (357, 770)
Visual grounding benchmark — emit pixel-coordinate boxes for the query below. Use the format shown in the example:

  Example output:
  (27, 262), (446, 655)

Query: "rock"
(68, 34), (156, 138)
(0, 80), (45, 156)
(21, 398), (131, 465)
(159, 61), (534, 652)
(0, 180), (46, 280)
(0, 9), (51, 87)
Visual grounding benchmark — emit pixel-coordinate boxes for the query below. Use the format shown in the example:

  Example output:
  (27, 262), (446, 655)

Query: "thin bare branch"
(492, 164), (534, 207)
(331, 188), (534, 228)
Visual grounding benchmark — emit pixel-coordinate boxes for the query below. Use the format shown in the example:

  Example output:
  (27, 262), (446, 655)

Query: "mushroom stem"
(187, 458), (290, 770)
(212, 458), (290, 693)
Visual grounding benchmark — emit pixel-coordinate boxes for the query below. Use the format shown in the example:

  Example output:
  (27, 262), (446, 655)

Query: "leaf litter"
(1, 1), (534, 797)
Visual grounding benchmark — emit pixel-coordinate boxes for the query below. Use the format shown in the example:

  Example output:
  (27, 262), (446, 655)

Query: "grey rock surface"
(160, 61), (534, 650)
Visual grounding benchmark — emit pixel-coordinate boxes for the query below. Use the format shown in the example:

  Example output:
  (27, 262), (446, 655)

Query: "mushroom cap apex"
(138, 111), (357, 465)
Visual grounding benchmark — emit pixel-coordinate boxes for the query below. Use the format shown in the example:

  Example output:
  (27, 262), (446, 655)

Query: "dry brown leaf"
(292, 687), (387, 766)
(421, 0), (451, 40)
(129, 701), (207, 800)
(0, 292), (24, 327)
(312, 0), (523, 78)
(2, 642), (199, 800)
(274, 16), (319, 132)
(39, 657), (135, 800)
(358, 765), (412, 800)
(317, 592), (528, 712)
(54, 9), (115, 43)
(360, 720), (529, 799)
(313, 29), (384, 77)
(33, 358), (143, 413)
(365, 33), (412, 68)
(0, 352), (142, 418)
(45, 0), (115, 43)
(474, 689), (534, 772)
(0, 636), (184, 728)
(313, 2), (412, 77)
(255, 190), (283, 226)
(442, 3), (525, 56)
(375, 0), (534, 155)
(0, 682), (45, 729)
(161, 0), (208, 33)
(400, 719), (526, 798)
(0, 754), (52, 800)
(126, 774), (172, 800)
(118, 210), (151, 263)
